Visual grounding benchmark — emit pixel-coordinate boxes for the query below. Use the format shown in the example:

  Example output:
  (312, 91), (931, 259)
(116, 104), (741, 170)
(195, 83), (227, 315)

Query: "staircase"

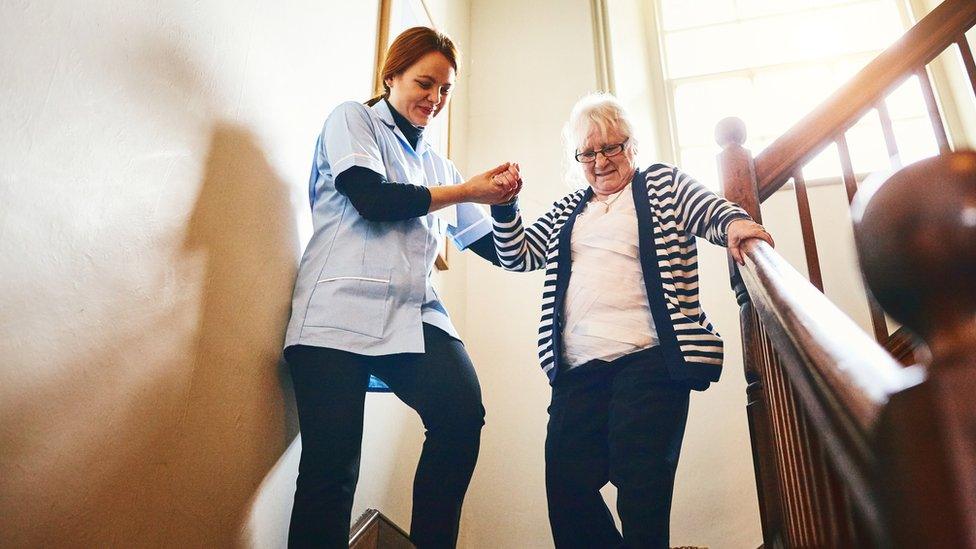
(716, 0), (976, 546)
(349, 509), (414, 549)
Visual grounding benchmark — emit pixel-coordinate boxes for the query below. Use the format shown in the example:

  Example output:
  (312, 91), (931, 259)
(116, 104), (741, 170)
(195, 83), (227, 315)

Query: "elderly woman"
(489, 93), (773, 548)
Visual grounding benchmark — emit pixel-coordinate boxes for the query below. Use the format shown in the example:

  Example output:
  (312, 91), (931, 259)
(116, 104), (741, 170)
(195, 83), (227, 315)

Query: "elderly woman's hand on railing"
(727, 218), (774, 265)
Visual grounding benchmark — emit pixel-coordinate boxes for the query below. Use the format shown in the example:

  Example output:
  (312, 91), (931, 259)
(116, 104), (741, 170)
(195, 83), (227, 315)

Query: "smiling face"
(386, 51), (455, 127)
(579, 124), (636, 197)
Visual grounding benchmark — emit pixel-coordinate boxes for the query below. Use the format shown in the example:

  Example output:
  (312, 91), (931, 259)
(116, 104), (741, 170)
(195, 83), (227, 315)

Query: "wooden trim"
(642, 0), (679, 164)
(753, 0), (976, 199)
(373, 0), (394, 98)
(958, 36), (976, 99)
(590, 0), (615, 93)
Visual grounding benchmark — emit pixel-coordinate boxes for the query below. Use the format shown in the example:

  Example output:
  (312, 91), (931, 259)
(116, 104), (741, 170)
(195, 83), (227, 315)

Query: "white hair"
(562, 92), (639, 188)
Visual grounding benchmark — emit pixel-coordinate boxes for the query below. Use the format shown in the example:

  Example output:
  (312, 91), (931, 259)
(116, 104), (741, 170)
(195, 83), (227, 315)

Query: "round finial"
(851, 151), (976, 363)
(715, 117), (747, 148)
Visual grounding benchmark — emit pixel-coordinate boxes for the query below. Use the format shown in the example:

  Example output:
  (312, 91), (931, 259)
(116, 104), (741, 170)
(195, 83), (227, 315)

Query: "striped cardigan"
(490, 164), (751, 386)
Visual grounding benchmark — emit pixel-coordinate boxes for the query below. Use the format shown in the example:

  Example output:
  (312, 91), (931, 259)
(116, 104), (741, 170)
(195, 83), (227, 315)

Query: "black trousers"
(285, 324), (485, 549)
(545, 347), (691, 549)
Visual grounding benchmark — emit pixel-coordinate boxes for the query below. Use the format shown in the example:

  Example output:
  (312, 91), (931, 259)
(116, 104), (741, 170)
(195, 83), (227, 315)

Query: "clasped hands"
(464, 162), (522, 205)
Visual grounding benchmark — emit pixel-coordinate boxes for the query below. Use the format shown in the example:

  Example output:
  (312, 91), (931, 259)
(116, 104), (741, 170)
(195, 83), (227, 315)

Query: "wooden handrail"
(737, 239), (927, 543)
(740, 240), (924, 463)
(717, 0), (976, 542)
(723, 150), (976, 545)
(753, 0), (976, 200)
(738, 239), (922, 440)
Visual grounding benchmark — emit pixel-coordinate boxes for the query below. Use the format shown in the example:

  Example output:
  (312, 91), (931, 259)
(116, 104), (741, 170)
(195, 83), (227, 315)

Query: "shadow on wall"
(0, 123), (300, 545)
(166, 123), (301, 544)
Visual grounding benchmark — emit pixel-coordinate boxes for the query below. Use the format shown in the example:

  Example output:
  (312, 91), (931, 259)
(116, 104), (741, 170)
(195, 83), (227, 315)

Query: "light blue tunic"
(285, 100), (490, 390)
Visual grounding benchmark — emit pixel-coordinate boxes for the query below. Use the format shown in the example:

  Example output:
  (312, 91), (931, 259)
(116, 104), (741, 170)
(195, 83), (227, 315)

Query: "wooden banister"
(735, 238), (901, 544)
(716, 0), (976, 545)
(753, 0), (976, 200)
(733, 151), (976, 545)
(738, 240), (918, 436)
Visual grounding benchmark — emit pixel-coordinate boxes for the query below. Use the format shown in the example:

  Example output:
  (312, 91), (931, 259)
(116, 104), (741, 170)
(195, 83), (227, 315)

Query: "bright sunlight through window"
(609, 0), (941, 189)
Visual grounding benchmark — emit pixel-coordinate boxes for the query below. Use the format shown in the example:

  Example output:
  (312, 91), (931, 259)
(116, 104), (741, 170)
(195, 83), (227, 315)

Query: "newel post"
(853, 151), (976, 547)
(716, 117), (784, 545)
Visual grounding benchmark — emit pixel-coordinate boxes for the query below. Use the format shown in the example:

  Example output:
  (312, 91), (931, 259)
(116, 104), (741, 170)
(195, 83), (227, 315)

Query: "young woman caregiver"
(282, 26), (521, 549)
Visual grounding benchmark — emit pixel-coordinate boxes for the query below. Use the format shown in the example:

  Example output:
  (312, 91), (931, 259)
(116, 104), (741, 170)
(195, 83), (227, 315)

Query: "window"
(607, 0), (941, 188)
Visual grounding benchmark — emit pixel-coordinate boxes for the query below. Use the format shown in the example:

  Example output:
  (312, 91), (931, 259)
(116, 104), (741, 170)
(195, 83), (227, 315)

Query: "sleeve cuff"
(451, 216), (492, 250)
(490, 199), (520, 223)
(332, 153), (386, 180)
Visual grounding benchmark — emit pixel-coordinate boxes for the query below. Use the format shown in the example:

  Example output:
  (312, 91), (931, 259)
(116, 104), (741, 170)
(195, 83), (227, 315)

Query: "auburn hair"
(366, 26), (458, 106)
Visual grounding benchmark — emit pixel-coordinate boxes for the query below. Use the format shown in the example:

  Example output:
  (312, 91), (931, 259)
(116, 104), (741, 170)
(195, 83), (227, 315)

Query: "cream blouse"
(562, 182), (659, 368)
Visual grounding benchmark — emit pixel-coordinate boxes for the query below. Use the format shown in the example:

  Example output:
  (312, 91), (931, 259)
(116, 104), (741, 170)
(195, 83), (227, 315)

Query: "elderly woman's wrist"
(490, 199), (519, 221)
(723, 214), (752, 231)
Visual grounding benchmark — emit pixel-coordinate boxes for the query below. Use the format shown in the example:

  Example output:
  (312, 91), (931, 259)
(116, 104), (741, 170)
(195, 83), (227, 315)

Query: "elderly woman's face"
(580, 125), (636, 197)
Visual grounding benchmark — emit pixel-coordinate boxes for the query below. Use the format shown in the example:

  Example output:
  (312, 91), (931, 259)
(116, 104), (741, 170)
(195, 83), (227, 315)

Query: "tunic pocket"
(305, 268), (392, 338)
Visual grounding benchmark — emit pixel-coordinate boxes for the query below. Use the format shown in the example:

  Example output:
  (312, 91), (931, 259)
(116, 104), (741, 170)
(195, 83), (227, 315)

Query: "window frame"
(598, 0), (971, 187)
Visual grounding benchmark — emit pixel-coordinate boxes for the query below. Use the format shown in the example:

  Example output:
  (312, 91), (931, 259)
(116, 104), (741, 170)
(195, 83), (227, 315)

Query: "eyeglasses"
(574, 139), (629, 163)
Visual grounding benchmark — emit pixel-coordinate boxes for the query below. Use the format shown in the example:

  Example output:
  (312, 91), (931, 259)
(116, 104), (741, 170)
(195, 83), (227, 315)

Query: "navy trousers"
(545, 346), (692, 549)
(285, 324), (484, 549)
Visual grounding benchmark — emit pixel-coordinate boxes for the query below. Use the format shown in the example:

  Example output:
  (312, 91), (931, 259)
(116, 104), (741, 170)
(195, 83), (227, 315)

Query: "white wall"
(0, 0), (476, 546)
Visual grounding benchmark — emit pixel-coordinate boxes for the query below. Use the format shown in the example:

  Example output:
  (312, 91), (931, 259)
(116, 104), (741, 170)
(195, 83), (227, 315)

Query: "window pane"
(802, 141), (843, 181)
(664, 23), (751, 78)
(664, 1), (904, 79)
(680, 135), (773, 189)
(744, 2), (903, 70)
(659, 0), (736, 31)
(751, 65), (836, 138)
(892, 117), (940, 166)
(737, 0), (879, 20)
(829, 52), (880, 88)
(673, 77), (754, 147)
(678, 145), (723, 190)
(885, 75), (930, 120)
(845, 111), (893, 174)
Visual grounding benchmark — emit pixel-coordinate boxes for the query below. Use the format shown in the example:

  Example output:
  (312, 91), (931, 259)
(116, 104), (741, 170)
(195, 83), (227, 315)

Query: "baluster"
(759, 325), (794, 545)
(957, 37), (976, 100)
(760, 327), (797, 546)
(792, 170), (824, 292)
(836, 135), (888, 344)
(766, 341), (808, 546)
(817, 443), (855, 547)
(915, 67), (951, 153)
(796, 411), (830, 545)
(781, 375), (820, 545)
(876, 100), (901, 169)
(740, 292), (785, 545)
